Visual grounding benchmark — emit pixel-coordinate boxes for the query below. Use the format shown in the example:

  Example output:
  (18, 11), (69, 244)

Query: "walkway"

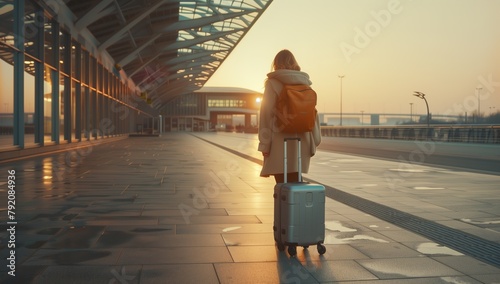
(1, 132), (499, 283)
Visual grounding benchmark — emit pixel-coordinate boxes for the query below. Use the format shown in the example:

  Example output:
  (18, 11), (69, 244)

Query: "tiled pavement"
(0, 132), (499, 283)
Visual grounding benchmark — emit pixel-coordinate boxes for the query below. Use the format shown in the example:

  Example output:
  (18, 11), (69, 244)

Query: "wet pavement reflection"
(1, 133), (499, 283)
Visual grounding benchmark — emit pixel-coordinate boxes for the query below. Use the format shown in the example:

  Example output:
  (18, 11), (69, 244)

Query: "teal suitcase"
(273, 138), (326, 256)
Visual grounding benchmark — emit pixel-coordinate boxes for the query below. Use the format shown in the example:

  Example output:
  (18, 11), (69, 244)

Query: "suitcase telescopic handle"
(283, 137), (302, 183)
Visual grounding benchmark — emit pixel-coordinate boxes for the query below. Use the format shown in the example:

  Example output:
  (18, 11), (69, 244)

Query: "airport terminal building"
(161, 86), (261, 133)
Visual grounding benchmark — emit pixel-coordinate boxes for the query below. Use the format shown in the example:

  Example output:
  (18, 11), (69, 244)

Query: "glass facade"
(0, 0), (140, 151)
(162, 93), (206, 116)
(208, 99), (247, 108)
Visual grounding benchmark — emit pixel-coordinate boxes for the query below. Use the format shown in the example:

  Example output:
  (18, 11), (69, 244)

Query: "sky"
(205, 0), (500, 117)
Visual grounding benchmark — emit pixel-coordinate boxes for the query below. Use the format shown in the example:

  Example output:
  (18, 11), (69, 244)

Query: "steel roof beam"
(162, 28), (244, 52)
(166, 50), (220, 65)
(153, 10), (247, 34)
(74, 0), (115, 31)
(147, 67), (208, 95)
(117, 34), (162, 67)
(128, 54), (162, 78)
(98, 0), (169, 52)
(166, 56), (216, 73)
(129, 49), (219, 87)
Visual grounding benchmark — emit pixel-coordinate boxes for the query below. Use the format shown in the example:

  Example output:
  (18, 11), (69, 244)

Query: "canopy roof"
(0, 0), (272, 115)
(65, 0), (272, 112)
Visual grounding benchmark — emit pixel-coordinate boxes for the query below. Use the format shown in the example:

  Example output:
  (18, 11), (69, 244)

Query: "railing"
(320, 125), (500, 144)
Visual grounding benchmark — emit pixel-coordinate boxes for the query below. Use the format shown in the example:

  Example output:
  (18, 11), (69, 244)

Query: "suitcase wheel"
(276, 242), (285, 252)
(287, 245), (297, 256)
(317, 243), (326, 255)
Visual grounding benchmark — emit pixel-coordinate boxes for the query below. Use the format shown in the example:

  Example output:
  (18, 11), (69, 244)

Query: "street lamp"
(413, 91), (430, 138)
(338, 75), (345, 126)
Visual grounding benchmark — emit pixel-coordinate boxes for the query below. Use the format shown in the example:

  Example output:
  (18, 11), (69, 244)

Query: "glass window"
(97, 63), (102, 92)
(24, 1), (38, 58)
(0, 1), (14, 149)
(103, 70), (108, 95)
(0, 50), (14, 150)
(59, 30), (69, 74)
(25, 57), (36, 147)
(71, 79), (76, 141)
(59, 73), (65, 142)
(44, 65), (53, 143)
(82, 49), (88, 85)
(208, 98), (246, 108)
(90, 90), (96, 139)
(44, 20), (55, 67)
(71, 40), (78, 78)
(97, 93), (102, 138)
(89, 56), (95, 87)
(81, 86), (88, 139)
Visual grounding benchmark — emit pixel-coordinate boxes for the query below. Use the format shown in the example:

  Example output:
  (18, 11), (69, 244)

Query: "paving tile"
(325, 219), (376, 233)
(376, 229), (431, 242)
(159, 215), (262, 225)
(228, 245), (278, 262)
(41, 226), (106, 249)
(141, 208), (228, 217)
(176, 223), (272, 234)
(310, 244), (369, 260)
(31, 265), (142, 284)
(302, 260), (379, 282)
(140, 264), (219, 284)
(104, 224), (175, 233)
(94, 232), (225, 248)
(402, 242), (463, 257)
(74, 216), (159, 226)
(85, 203), (145, 210)
(432, 255), (500, 275)
(357, 220), (401, 231)
(357, 257), (462, 279)
(222, 233), (275, 246)
(207, 202), (274, 209)
(77, 209), (143, 217)
(215, 261), (319, 284)
(324, 229), (393, 245)
(23, 249), (122, 266)
(344, 213), (392, 223)
(350, 243), (423, 258)
(225, 208), (273, 216)
(117, 247), (233, 264)
(470, 273), (500, 284)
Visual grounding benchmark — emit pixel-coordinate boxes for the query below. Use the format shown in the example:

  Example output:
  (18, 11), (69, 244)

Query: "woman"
(258, 49), (322, 183)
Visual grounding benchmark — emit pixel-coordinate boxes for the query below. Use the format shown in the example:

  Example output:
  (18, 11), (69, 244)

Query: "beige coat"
(258, 69), (322, 177)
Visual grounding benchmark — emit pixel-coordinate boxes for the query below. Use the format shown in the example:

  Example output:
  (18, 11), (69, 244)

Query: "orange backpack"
(275, 84), (317, 133)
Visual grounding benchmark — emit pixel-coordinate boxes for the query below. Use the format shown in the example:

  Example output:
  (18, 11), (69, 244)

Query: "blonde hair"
(272, 49), (301, 71)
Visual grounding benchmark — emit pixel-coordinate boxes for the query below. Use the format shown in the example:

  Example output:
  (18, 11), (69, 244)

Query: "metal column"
(13, 0), (25, 148)
(34, 6), (45, 145)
